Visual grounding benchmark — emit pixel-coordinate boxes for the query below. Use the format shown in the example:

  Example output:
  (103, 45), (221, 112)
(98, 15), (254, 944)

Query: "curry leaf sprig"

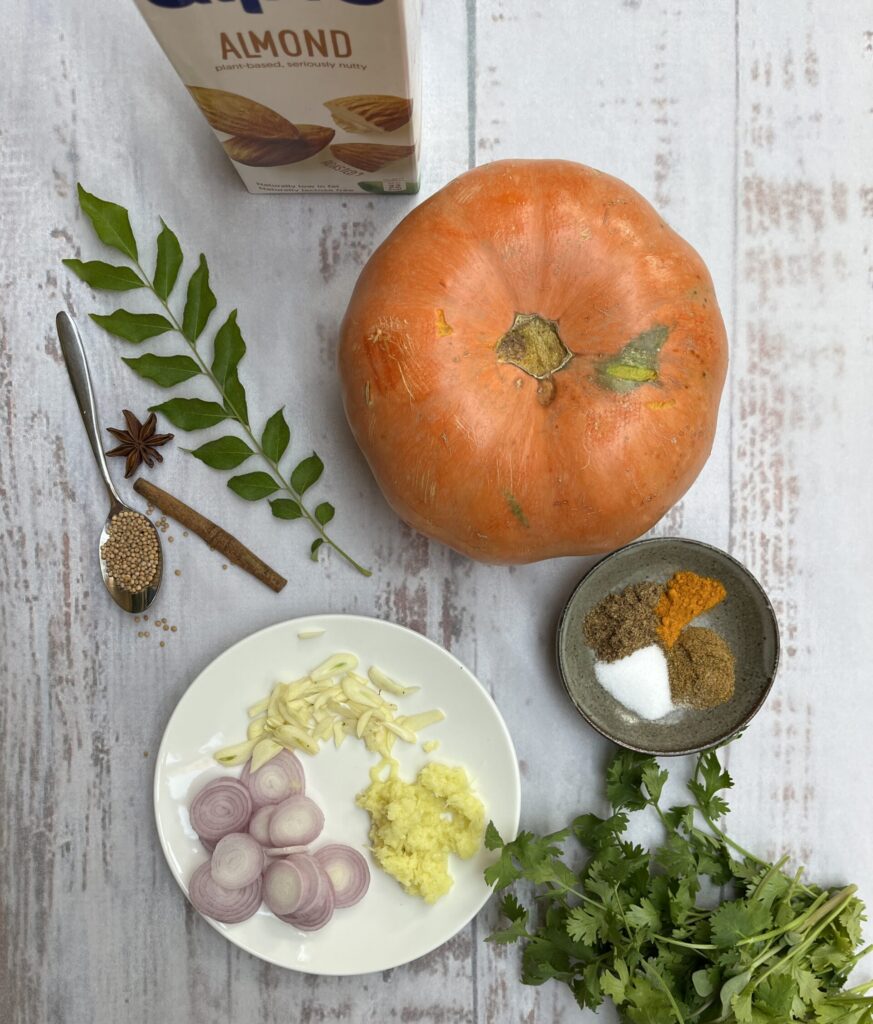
(63, 184), (370, 577)
(485, 747), (873, 1023)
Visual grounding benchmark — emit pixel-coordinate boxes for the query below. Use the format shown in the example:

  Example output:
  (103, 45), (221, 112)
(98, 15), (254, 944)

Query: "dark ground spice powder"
(583, 582), (664, 662)
(667, 626), (735, 708)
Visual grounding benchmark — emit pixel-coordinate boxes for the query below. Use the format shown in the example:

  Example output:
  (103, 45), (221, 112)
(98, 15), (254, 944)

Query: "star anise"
(105, 410), (174, 478)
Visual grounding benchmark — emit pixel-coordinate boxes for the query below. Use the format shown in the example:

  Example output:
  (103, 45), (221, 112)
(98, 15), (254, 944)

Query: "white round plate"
(154, 614), (521, 976)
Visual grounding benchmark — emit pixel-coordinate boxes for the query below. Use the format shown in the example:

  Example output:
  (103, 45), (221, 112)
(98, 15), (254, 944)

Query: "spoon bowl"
(99, 499), (163, 613)
(56, 311), (163, 613)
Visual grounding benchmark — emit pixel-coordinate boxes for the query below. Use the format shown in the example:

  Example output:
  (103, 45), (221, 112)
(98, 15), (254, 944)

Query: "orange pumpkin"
(339, 160), (728, 563)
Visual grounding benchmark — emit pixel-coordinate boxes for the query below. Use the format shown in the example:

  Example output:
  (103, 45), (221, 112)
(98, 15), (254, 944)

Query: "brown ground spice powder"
(667, 626), (735, 708)
(583, 582), (664, 662)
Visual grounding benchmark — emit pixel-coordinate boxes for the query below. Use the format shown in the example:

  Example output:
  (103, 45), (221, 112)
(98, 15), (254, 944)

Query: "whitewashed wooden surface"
(2, 1), (872, 1021)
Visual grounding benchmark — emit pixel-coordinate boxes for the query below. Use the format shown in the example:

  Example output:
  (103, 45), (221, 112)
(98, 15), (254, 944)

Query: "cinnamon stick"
(134, 479), (287, 593)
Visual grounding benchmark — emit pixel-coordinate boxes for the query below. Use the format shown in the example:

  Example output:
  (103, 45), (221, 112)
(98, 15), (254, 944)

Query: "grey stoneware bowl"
(556, 537), (780, 755)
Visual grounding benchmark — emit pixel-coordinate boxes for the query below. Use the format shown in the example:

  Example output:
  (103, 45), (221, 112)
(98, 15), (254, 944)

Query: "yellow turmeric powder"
(656, 571), (726, 648)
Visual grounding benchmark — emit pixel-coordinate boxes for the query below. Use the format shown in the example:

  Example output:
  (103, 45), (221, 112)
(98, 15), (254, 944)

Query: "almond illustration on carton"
(330, 143), (416, 173)
(324, 95), (413, 134)
(224, 126), (335, 167)
(188, 87), (300, 140)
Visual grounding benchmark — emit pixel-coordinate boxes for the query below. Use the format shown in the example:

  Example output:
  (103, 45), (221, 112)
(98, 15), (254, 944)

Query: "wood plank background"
(2, 1), (872, 1021)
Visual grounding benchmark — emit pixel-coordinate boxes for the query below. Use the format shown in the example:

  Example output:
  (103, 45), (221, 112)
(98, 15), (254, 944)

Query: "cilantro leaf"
(627, 898), (662, 934)
(483, 820), (503, 851)
(601, 958), (630, 1004)
(710, 899), (772, 947)
(483, 828), (569, 891)
(688, 749), (733, 820)
(642, 762), (669, 804)
(500, 892), (526, 923)
(624, 973), (678, 1024)
(606, 749), (655, 811)
(757, 975), (798, 1016)
(719, 970), (753, 1021)
(572, 811), (628, 850)
(566, 906), (602, 945)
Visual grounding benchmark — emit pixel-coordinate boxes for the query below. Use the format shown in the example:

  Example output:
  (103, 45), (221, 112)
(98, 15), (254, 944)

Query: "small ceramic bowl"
(556, 537), (780, 755)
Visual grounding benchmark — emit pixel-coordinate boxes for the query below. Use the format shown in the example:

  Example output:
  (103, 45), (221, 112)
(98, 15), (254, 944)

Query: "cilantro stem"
(131, 261), (371, 576)
(749, 853), (790, 900)
(751, 886), (858, 990)
(738, 890), (828, 948)
(653, 935), (719, 952)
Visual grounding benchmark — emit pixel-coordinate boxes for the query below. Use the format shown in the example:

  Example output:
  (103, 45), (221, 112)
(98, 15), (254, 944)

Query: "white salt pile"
(593, 645), (673, 720)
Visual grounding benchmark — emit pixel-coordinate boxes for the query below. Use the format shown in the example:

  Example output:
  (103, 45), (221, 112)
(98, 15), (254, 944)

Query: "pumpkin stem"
(496, 313), (572, 381)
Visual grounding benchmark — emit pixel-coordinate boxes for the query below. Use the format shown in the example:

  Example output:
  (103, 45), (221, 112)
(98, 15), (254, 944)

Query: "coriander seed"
(100, 510), (159, 593)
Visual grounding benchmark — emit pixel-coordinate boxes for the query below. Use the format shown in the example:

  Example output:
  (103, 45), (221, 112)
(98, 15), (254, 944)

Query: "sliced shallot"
(278, 860), (337, 933)
(268, 795), (325, 847)
(314, 844), (370, 908)
(264, 859), (306, 917)
(280, 859), (336, 931)
(248, 804), (275, 847)
(190, 778), (252, 845)
(188, 860), (262, 924)
(210, 833), (264, 890)
(241, 750), (306, 807)
(262, 846), (309, 857)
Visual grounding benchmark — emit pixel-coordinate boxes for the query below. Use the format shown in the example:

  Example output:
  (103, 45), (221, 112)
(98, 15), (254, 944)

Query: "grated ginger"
(356, 762), (485, 903)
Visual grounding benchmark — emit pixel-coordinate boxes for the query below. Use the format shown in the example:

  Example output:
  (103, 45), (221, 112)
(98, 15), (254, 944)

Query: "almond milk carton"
(133, 0), (421, 195)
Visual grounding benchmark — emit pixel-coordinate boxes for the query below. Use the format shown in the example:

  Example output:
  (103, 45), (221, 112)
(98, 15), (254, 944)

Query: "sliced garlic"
(214, 738), (257, 766)
(220, 652), (445, 770)
(399, 710), (446, 732)
(311, 653), (358, 681)
(251, 737), (284, 771)
(368, 665), (420, 697)
(247, 716), (268, 741)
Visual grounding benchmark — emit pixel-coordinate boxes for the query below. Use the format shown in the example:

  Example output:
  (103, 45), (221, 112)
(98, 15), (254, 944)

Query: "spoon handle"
(55, 311), (123, 507)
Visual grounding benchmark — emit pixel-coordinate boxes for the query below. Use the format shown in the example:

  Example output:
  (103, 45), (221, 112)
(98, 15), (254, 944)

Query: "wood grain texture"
(1, 1), (871, 1022)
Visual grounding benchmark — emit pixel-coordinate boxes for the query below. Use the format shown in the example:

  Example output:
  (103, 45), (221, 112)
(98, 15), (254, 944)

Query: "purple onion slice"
(190, 778), (252, 845)
(188, 861), (262, 924)
(268, 795), (324, 848)
(263, 846), (309, 857)
(280, 861), (336, 932)
(263, 859), (310, 917)
(210, 833), (264, 890)
(314, 844), (371, 909)
(241, 750), (306, 807)
(248, 804), (275, 847)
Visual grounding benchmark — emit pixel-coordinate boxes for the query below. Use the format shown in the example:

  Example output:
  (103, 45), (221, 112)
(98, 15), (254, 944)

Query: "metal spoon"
(55, 311), (162, 613)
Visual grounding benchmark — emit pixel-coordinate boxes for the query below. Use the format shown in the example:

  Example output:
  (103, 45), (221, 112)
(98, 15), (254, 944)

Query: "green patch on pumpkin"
(503, 490), (529, 528)
(599, 325), (669, 392)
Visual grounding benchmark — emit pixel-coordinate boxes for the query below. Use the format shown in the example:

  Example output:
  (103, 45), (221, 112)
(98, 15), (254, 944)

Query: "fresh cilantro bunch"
(485, 748), (872, 1022)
